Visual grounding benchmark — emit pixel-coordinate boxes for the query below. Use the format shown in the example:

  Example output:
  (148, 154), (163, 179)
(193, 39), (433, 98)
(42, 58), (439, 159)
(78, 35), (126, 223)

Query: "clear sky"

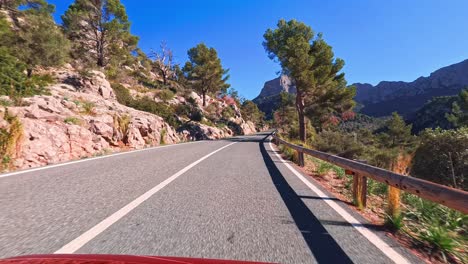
(51, 0), (468, 99)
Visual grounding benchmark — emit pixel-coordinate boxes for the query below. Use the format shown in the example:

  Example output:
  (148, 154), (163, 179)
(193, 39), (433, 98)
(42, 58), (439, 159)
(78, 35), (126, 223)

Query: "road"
(0, 132), (421, 263)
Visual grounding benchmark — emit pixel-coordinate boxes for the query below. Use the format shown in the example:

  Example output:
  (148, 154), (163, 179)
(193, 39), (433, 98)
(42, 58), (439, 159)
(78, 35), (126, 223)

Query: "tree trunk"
(161, 69), (167, 85)
(296, 89), (306, 142)
(202, 91), (206, 107)
(27, 68), (33, 78)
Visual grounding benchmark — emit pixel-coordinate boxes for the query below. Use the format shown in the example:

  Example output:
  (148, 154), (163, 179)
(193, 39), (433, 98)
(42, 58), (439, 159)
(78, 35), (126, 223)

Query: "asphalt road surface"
(0, 132), (422, 263)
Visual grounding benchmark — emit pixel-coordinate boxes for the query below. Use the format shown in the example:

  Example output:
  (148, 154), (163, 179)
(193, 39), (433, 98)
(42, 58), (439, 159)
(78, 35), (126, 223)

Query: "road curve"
(0, 132), (421, 263)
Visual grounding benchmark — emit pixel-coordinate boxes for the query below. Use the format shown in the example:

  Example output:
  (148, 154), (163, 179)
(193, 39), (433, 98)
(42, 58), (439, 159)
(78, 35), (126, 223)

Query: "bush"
(411, 127), (468, 190)
(221, 106), (236, 120)
(81, 101), (96, 115)
(112, 84), (180, 128)
(314, 129), (364, 159)
(130, 97), (179, 128)
(0, 109), (22, 170)
(0, 48), (50, 100)
(158, 89), (175, 102)
(112, 83), (133, 106)
(64, 117), (81, 125)
(190, 109), (203, 122)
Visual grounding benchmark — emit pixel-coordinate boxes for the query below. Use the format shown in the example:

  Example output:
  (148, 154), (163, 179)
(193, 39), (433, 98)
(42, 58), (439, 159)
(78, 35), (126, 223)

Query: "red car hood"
(0, 254), (273, 264)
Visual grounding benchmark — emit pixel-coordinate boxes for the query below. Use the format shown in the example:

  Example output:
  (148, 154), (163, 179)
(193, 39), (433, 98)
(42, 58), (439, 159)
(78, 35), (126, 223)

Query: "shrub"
(0, 109), (23, 170)
(221, 106), (236, 120)
(0, 48), (50, 100)
(158, 89), (175, 102)
(64, 117), (81, 125)
(112, 83), (133, 106)
(81, 101), (96, 115)
(160, 128), (167, 145)
(129, 97), (179, 128)
(174, 104), (191, 118)
(190, 109), (203, 122)
(112, 84), (180, 128)
(411, 127), (468, 190)
(314, 129), (364, 159)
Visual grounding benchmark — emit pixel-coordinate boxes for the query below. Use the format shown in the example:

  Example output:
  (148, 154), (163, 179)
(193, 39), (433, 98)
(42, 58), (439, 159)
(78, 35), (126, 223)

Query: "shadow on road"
(259, 139), (353, 263)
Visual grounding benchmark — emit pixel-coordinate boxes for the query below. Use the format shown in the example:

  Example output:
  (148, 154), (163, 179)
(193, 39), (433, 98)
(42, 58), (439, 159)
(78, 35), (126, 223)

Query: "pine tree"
(182, 43), (230, 107)
(62, 0), (138, 68)
(264, 19), (355, 141)
(384, 112), (413, 148)
(1, 0), (69, 77)
(446, 89), (468, 128)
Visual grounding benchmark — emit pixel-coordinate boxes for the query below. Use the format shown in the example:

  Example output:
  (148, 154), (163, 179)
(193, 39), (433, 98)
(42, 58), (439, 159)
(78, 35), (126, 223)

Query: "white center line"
(54, 142), (237, 254)
(268, 140), (409, 264)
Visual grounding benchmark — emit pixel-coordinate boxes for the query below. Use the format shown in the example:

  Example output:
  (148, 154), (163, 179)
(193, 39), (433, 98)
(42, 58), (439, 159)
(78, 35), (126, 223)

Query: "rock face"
(253, 75), (295, 119)
(354, 59), (468, 117)
(1, 69), (178, 170)
(0, 67), (257, 171)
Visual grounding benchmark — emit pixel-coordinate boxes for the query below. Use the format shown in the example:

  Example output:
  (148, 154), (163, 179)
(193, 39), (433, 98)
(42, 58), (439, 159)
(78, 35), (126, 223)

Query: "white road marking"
(268, 140), (410, 264)
(54, 141), (237, 254)
(0, 141), (203, 178)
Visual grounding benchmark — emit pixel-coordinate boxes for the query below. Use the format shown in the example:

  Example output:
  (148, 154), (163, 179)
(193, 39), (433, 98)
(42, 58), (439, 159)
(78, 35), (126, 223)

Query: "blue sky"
(51, 0), (468, 99)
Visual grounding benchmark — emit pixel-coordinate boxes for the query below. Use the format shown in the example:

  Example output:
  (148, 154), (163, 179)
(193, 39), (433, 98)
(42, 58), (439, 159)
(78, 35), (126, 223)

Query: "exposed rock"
(177, 122), (233, 141)
(354, 59), (468, 117)
(253, 75), (296, 119)
(3, 66), (257, 171)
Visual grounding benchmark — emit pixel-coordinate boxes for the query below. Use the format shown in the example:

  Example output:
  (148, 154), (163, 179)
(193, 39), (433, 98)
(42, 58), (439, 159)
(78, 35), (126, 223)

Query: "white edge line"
(54, 141), (237, 254)
(0, 140), (205, 178)
(268, 140), (410, 264)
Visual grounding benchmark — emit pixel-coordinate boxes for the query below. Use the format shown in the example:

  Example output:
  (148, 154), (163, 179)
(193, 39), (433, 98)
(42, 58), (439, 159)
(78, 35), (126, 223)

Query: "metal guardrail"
(271, 133), (468, 214)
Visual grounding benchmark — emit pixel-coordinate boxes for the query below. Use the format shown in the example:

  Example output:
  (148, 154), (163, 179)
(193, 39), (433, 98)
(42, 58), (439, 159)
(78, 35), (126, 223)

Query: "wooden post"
(387, 154), (410, 220)
(387, 186), (400, 219)
(353, 173), (367, 209)
(297, 145), (304, 167)
(352, 160), (368, 209)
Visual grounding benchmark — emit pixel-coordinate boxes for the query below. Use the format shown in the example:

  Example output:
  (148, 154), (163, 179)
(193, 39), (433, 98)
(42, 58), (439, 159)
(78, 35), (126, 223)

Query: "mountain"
(253, 75), (295, 119)
(254, 59), (468, 120)
(355, 59), (468, 118)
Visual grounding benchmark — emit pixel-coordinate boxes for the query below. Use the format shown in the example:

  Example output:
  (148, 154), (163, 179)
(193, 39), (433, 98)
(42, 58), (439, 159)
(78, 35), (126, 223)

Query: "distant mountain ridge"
(355, 59), (468, 117)
(253, 59), (468, 119)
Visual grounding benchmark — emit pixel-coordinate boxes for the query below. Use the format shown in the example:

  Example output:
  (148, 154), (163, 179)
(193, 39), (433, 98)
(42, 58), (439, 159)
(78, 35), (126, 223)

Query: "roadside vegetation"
(0, 0), (265, 139)
(267, 19), (467, 263)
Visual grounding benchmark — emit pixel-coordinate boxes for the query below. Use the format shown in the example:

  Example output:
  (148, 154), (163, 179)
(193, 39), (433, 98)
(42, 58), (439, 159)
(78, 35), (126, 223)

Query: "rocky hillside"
(253, 60), (468, 120)
(0, 65), (256, 171)
(252, 75), (295, 119)
(355, 59), (468, 117)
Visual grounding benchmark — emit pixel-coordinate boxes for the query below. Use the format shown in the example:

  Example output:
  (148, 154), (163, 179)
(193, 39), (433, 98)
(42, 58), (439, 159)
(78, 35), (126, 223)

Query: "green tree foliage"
(182, 43), (230, 107)
(241, 100), (265, 127)
(264, 19), (355, 141)
(0, 15), (49, 99)
(62, 0), (138, 67)
(2, 0), (69, 77)
(314, 130), (364, 159)
(16, 10), (70, 76)
(381, 112), (414, 149)
(411, 127), (468, 190)
(446, 89), (468, 128)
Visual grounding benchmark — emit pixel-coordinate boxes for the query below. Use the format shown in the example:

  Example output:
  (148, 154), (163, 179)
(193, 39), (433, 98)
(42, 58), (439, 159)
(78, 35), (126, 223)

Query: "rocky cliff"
(252, 75), (295, 119)
(0, 66), (256, 171)
(354, 59), (468, 117)
(253, 59), (468, 119)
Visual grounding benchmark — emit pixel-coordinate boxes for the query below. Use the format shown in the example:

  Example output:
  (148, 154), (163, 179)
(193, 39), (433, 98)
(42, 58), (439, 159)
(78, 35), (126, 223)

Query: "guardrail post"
(353, 173), (367, 209)
(297, 144), (305, 167)
(352, 160), (368, 209)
